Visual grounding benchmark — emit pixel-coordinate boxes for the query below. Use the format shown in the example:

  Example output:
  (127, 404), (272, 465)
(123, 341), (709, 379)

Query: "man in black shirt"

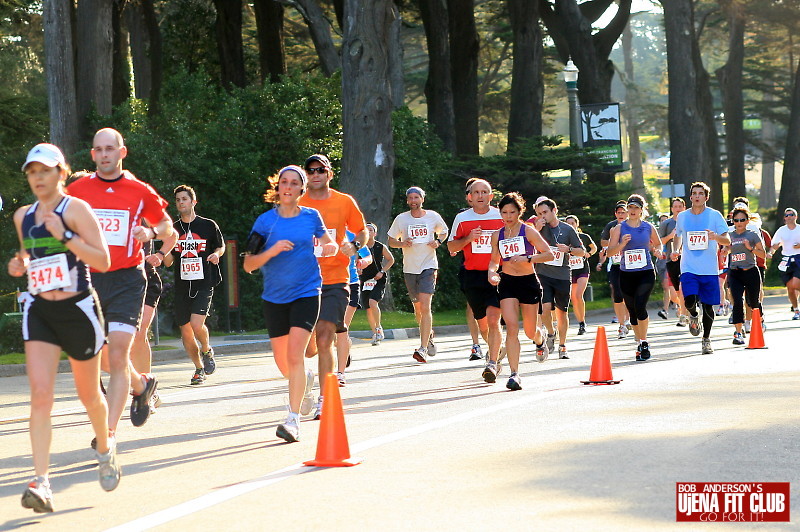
(161, 185), (225, 385)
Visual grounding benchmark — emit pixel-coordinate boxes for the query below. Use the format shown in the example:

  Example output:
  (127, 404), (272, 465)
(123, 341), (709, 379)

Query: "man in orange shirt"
(299, 155), (367, 419)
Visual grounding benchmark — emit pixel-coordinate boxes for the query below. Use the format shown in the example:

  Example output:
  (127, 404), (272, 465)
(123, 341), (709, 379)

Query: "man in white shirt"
(388, 187), (449, 362)
(767, 207), (800, 320)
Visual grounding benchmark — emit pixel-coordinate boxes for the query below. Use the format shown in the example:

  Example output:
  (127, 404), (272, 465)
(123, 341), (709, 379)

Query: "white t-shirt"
(772, 225), (800, 257)
(388, 210), (449, 273)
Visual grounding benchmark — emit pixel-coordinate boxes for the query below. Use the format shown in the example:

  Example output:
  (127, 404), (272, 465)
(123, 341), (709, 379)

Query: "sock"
(288, 412), (300, 423)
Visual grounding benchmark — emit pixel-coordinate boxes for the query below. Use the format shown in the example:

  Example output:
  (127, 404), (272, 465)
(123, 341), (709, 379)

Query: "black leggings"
(619, 269), (655, 325)
(608, 265), (623, 303)
(684, 294), (715, 338)
(728, 267), (762, 325)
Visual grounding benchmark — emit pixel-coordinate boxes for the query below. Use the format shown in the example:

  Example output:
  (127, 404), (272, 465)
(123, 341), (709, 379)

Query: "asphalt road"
(1, 294), (798, 531)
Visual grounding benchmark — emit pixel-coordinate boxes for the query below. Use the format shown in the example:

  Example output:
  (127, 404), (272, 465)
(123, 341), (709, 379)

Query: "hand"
(268, 239), (294, 256)
(556, 243), (570, 253)
(706, 230), (718, 242)
(374, 271), (385, 280)
(488, 272), (500, 286)
(355, 258), (369, 269)
(670, 252), (680, 262)
(621, 234), (632, 245)
(321, 242), (339, 257)
(402, 240), (413, 248)
(132, 225), (154, 243)
(534, 218), (545, 231)
(207, 252), (220, 265)
(596, 263), (603, 272)
(794, 242), (800, 249)
(466, 227), (482, 243)
(8, 253), (27, 277)
(428, 240), (440, 249)
(42, 212), (66, 241)
(766, 251), (773, 259)
(743, 240), (753, 251)
(145, 254), (163, 267)
(340, 241), (356, 257)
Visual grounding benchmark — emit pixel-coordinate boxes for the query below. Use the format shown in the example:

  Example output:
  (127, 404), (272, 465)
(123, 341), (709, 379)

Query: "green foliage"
(0, 312), (23, 354)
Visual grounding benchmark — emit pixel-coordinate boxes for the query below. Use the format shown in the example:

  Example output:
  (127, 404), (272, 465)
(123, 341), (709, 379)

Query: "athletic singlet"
(22, 197), (91, 294)
(619, 220), (654, 272)
(498, 224), (535, 261)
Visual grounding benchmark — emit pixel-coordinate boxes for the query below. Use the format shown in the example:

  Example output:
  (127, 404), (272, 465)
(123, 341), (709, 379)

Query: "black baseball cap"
(304, 154), (331, 169)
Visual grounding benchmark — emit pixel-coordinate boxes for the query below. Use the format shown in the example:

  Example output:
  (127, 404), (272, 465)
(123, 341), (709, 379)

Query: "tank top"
(498, 223), (535, 261)
(620, 220), (654, 272)
(22, 197), (91, 294)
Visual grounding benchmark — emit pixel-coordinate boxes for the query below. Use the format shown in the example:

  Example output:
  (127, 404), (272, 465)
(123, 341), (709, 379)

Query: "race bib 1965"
(624, 248), (647, 269)
(94, 209), (130, 246)
(180, 256), (204, 280)
(687, 231), (709, 250)
(470, 230), (494, 254)
(407, 224), (430, 243)
(28, 254), (70, 294)
(499, 236), (525, 259)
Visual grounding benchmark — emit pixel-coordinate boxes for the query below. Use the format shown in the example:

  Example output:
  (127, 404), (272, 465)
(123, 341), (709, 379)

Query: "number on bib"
(499, 236), (525, 259)
(407, 224), (430, 243)
(27, 254), (70, 294)
(362, 279), (378, 291)
(686, 231), (709, 251)
(180, 257), (204, 280)
(624, 248), (647, 269)
(568, 255), (584, 270)
(543, 246), (564, 267)
(470, 230), (494, 254)
(93, 209), (130, 246)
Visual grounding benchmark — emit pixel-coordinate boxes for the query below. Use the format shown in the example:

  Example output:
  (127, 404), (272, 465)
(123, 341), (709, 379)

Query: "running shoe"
(677, 315), (688, 327)
(377, 327), (385, 342)
(639, 341), (651, 361)
(535, 341), (549, 363)
(715, 305), (724, 316)
(546, 333), (556, 353)
(469, 344), (483, 361)
(201, 347), (216, 375)
(732, 332), (745, 345)
(658, 309), (668, 320)
(617, 325), (628, 339)
(689, 315), (701, 336)
(506, 372), (522, 391)
(793, 309), (800, 321)
(635, 345), (642, 362)
(96, 436), (121, 492)
(130, 373), (158, 427)
(313, 397), (323, 420)
(371, 332), (381, 346)
(428, 331), (437, 356)
(558, 345), (569, 359)
(300, 368), (315, 416)
(762, 318), (767, 331)
(611, 316), (619, 324)
(577, 322), (586, 335)
(336, 371), (346, 387)
(744, 320), (752, 333)
(624, 319), (633, 331)
(482, 361), (498, 383)
(151, 391), (162, 410)
(21, 477), (53, 513)
(412, 346), (428, 363)
(701, 337), (714, 355)
(724, 303), (730, 316)
(728, 314), (734, 324)
(276, 416), (300, 443)
(190, 367), (206, 385)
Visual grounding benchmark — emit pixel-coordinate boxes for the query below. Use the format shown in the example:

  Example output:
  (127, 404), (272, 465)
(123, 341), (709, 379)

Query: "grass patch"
(0, 352), (68, 365)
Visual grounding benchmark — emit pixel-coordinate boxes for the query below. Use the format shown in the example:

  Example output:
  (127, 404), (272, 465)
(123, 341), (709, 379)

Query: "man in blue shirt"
(671, 182), (731, 354)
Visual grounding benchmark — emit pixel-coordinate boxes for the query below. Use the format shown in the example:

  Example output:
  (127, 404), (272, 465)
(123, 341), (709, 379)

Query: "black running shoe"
(201, 348), (216, 375)
(639, 341), (651, 360)
(130, 374), (158, 427)
(577, 322), (586, 335)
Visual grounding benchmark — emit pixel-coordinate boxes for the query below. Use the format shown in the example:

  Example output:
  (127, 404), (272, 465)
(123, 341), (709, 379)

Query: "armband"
(243, 232), (266, 255)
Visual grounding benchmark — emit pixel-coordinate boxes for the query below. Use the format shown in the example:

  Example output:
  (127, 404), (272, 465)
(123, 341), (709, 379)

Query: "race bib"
(544, 246), (564, 267)
(624, 248), (647, 269)
(499, 236), (525, 259)
(94, 209), (130, 246)
(180, 256), (204, 280)
(313, 229), (337, 257)
(569, 255), (585, 270)
(470, 230), (494, 254)
(731, 253), (746, 263)
(28, 254), (70, 294)
(687, 231), (709, 250)
(609, 253), (622, 265)
(408, 224), (430, 243)
(362, 279), (378, 291)
(778, 257), (789, 272)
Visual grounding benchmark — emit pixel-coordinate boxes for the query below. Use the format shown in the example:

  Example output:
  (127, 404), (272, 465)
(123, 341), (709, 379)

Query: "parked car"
(654, 152), (670, 170)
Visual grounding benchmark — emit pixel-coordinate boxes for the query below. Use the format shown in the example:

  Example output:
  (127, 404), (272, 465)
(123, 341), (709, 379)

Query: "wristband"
(152, 225), (159, 237)
(155, 250), (165, 257)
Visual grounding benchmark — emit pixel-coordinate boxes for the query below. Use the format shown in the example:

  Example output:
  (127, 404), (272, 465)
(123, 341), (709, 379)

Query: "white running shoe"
(96, 436), (121, 492)
(744, 320), (752, 333)
(335, 371), (346, 387)
(313, 397), (323, 420)
(300, 368), (315, 416)
(413, 346), (428, 363)
(276, 416), (300, 443)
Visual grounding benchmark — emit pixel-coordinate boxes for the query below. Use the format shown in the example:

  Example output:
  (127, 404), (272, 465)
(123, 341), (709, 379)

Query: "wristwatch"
(60, 230), (75, 244)
(352, 240), (363, 250)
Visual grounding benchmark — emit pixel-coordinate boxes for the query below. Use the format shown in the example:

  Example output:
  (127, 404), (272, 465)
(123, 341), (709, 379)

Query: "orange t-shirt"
(299, 189), (366, 285)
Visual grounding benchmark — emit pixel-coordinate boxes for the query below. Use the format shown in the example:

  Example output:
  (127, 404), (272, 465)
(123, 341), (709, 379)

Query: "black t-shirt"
(359, 240), (386, 281)
(573, 232), (595, 275)
(170, 215), (224, 291)
(600, 219), (619, 242)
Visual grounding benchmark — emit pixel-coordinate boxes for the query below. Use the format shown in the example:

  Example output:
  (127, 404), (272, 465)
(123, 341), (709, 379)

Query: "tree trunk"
(332, 0), (344, 29)
(417, 0), (456, 153)
(76, 0), (114, 132)
(447, 0), (479, 156)
(387, 2), (404, 109)
(140, 0), (162, 114)
(777, 58), (800, 231)
(212, 0), (246, 89)
(340, 0), (395, 257)
(621, 21), (644, 193)
(43, 0), (79, 156)
(125, 0), (151, 99)
(760, 92), (777, 209)
(506, 0), (543, 148)
(715, 1), (747, 208)
(112, 0), (131, 107)
(293, 0), (340, 76)
(254, 0), (287, 83)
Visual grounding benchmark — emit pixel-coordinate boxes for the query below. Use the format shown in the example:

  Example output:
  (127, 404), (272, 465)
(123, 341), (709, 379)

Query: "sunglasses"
(733, 218), (747, 223)
(306, 167), (328, 175)
(785, 213), (797, 217)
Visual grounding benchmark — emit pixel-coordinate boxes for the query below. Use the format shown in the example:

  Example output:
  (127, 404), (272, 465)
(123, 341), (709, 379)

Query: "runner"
(448, 179), (505, 382)
(67, 128), (169, 434)
(487, 193), (553, 390)
(532, 198), (586, 360)
(726, 207), (766, 345)
(299, 154), (367, 419)
(564, 215), (597, 335)
(10, 144), (120, 512)
(658, 197), (688, 326)
(606, 195), (663, 361)
(359, 223), (395, 346)
(597, 200), (632, 337)
(243, 165), (337, 442)
(161, 185), (224, 385)
(767, 207), (800, 320)
(671, 182), (731, 354)
(387, 186), (449, 362)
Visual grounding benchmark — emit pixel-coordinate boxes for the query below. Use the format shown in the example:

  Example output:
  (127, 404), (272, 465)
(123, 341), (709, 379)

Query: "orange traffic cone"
(745, 308), (767, 350)
(304, 373), (363, 467)
(581, 326), (622, 385)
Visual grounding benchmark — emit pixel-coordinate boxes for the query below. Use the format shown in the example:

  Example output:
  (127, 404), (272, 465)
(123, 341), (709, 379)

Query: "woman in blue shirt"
(244, 165), (338, 443)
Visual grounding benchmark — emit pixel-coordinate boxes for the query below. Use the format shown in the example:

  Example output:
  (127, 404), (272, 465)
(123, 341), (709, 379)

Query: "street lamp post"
(564, 58), (582, 184)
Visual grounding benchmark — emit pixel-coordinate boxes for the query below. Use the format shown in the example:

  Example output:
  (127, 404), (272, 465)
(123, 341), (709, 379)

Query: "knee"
(29, 387), (54, 414)
(77, 386), (104, 410)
